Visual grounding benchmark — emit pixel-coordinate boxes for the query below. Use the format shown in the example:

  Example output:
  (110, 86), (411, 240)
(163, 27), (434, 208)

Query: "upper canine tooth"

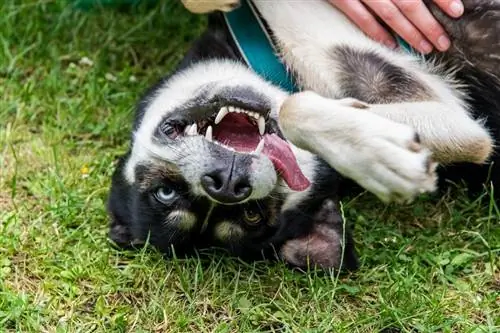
(215, 107), (229, 124)
(258, 117), (265, 135)
(205, 125), (213, 141)
(188, 123), (198, 136)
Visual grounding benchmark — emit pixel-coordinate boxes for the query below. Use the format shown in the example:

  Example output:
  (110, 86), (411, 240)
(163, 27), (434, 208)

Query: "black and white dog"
(107, 0), (500, 271)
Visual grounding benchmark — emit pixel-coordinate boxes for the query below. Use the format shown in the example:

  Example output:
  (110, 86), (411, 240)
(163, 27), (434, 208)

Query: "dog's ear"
(280, 199), (358, 271)
(106, 155), (134, 248)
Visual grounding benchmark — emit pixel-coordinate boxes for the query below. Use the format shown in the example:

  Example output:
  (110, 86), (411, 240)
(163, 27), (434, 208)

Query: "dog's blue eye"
(154, 187), (176, 204)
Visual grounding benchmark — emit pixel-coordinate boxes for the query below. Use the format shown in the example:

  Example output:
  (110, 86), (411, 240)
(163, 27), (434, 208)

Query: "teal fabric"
(223, 0), (300, 93)
(395, 35), (419, 55)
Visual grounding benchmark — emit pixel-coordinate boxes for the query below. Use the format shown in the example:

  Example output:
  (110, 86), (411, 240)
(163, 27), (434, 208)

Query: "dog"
(106, 0), (500, 271)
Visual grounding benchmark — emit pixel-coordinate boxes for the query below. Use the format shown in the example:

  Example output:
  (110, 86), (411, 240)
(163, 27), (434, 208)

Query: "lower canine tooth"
(258, 117), (265, 135)
(188, 123), (197, 136)
(254, 139), (265, 155)
(205, 125), (213, 141)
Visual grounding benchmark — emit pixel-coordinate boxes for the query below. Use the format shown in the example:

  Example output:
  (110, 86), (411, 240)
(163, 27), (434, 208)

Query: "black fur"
(108, 2), (500, 272)
(426, 0), (500, 199)
(107, 11), (359, 271)
(333, 46), (434, 103)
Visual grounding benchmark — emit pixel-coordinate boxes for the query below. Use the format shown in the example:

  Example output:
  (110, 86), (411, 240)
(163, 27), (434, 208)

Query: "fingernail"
(449, 1), (464, 17)
(437, 35), (451, 50)
(419, 40), (433, 54)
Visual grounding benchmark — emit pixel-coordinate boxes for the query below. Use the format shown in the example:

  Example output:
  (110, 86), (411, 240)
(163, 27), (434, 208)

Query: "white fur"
(164, 210), (198, 231)
(125, 59), (288, 185)
(125, 59), (303, 204)
(280, 92), (437, 203)
(180, 0), (494, 203)
(214, 221), (244, 241)
(251, 0), (492, 162)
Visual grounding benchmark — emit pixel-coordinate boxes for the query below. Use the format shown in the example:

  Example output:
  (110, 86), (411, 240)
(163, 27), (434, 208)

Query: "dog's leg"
(249, 0), (494, 201)
(280, 92), (437, 203)
(253, 0), (493, 165)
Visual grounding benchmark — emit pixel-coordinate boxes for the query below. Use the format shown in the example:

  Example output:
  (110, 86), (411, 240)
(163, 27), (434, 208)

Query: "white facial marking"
(164, 210), (197, 231)
(123, 59), (296, 204)
(214, 221), (244, 242)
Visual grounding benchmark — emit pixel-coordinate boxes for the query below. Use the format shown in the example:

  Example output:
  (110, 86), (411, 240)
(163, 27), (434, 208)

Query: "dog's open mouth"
(159, 105), (310, 191)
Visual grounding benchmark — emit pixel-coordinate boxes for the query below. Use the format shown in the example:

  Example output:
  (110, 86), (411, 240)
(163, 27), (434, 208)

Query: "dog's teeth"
(254, 139), (265, 155)
(184, 124), (192, 135)
(205, 125), (213, 141)
(258, 116), (265, 135)
(251, 112), (260, 120)
(228, 106), (236, 113)
(235, 107), (242, 113)
(188, 123), (198, 136)
(215, 107), (229, 124)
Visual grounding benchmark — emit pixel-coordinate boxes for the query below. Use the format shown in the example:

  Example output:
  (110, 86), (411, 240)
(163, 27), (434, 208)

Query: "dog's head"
(107, 59), (316, 256)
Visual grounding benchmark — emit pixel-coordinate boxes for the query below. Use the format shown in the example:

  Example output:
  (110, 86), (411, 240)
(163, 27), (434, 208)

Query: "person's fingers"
(329, 0), (397, 48)
(393, 0), (450, 51)
(432, 0), (464, 18)
(362, 0), (433, 54)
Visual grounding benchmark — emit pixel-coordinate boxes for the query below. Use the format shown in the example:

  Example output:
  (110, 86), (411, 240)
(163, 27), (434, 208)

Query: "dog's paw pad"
(408, 140), (423, 153)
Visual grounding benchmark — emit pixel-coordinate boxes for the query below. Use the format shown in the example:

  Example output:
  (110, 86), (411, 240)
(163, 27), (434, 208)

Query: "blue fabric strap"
(223, 0), (300, 93)
(395, 35), (419, 55)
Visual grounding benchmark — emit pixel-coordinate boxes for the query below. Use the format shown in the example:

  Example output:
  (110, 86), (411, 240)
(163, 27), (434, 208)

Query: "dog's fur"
(107, 0), (500, 271)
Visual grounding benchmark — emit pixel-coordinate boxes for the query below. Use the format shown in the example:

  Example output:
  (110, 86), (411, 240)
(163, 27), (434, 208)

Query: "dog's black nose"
(201, 170), (252, 204)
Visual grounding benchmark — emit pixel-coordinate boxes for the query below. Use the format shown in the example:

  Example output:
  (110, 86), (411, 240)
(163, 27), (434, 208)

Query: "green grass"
(0, 1), (499, 332)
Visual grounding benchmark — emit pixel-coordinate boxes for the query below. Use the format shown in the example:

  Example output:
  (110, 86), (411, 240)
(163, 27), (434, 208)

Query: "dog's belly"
(252, 0), (418, 98)
(253, 0), (371, 47)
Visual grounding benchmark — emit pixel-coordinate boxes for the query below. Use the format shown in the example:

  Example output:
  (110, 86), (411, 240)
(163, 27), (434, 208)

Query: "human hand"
(329, 0), (464, 54)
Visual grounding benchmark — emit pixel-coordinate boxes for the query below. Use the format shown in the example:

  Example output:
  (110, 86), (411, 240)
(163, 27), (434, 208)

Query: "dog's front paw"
(348, 119), (438, 203)
(279, 92), (438, 203)
(181, 0), (241, 13)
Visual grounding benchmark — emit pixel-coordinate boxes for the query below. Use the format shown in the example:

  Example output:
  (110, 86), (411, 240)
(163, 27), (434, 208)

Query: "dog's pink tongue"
(263, 134), (310, 191)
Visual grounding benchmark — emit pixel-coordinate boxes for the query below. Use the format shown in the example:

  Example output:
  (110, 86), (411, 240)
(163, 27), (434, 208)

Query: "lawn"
(0, 0), (499, 332)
